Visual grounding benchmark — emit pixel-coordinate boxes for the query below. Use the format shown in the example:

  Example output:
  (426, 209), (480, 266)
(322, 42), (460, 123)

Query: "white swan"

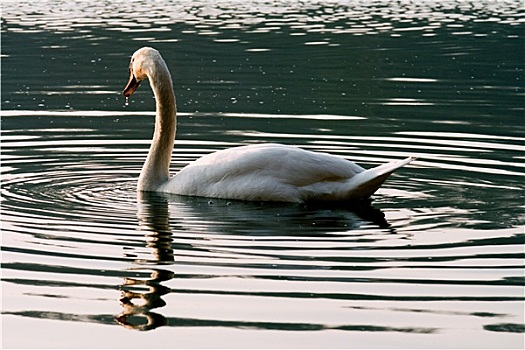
(123, 47), (415, 203)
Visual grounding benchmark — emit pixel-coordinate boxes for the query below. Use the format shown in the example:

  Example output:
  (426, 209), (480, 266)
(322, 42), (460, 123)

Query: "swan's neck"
(138, 62), (176, 191)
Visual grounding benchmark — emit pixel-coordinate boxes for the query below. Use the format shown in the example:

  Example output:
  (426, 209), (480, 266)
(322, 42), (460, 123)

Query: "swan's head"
(123, 47), (165, 97)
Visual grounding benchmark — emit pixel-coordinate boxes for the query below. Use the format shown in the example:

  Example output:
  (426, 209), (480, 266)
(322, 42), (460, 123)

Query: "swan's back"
(160, 143), (403, 202)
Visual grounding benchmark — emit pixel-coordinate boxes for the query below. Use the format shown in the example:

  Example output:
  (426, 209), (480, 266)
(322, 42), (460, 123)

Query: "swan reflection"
(117, 191), (392, 331)
(116, 268), (173, 331)
(116, 192), (174, 331)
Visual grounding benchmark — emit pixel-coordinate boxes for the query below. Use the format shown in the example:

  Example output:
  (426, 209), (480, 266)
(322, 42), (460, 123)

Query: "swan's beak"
(123, 70), (140, 97)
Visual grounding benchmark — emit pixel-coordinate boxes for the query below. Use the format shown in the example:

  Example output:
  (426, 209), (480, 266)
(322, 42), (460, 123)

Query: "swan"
(123, 47), (415, 203)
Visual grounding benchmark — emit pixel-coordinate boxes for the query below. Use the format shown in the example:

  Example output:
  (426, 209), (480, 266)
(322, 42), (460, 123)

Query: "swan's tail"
(340, 156), (416, 201)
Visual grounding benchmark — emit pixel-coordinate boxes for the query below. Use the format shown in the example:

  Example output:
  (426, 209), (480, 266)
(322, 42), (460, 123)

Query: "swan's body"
(124, 47), (415, 203)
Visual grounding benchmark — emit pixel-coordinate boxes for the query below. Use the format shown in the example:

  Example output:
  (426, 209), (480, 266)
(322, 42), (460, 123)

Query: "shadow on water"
(115, 192), (393, 331)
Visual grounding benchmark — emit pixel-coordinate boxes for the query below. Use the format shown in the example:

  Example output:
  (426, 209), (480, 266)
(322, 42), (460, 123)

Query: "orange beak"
(123, 69), (140, 97)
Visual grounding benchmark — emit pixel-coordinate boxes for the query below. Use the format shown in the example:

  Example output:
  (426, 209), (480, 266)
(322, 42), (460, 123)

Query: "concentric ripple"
(1, 109), (524, 347)
(1, 0), (524, 345)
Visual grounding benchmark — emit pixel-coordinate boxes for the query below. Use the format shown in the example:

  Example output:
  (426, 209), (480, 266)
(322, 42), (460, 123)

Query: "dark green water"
(1, 1), (524, 348)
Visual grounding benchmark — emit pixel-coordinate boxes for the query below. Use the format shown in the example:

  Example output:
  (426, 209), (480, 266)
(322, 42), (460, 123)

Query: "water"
(1, 1), (524, 348)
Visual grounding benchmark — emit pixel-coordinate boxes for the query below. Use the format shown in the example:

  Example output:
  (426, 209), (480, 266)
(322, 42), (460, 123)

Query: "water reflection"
(117, 192), (175, 331)
(117, 191), (397, 331)
(2, 0), (523, 346)
(117, 269), (172, 331)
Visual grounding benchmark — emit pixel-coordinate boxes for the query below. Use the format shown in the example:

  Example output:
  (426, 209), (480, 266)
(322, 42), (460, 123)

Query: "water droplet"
(124, 97), (129, 107)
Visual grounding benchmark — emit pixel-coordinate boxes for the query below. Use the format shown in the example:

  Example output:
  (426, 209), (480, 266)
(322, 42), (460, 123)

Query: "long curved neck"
(138, 62), (177, 191)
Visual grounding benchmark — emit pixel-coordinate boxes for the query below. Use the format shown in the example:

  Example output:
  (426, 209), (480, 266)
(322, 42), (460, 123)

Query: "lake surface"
(1, 1), (524, 348)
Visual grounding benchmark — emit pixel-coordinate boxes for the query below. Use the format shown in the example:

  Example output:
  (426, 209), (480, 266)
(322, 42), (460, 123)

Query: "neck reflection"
(116, 192), (174, 331)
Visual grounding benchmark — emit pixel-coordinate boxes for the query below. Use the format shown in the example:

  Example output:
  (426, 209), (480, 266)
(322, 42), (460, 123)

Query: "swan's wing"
(192, 143), (364, 183)
(164, 144), (365, 201)
(164, 143), (414, 202)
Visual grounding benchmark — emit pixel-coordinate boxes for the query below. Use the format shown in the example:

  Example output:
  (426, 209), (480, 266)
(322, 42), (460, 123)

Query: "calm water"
(1, 1), (524, 348)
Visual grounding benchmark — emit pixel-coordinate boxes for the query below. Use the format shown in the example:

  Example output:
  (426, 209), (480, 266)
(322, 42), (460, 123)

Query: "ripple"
(2, 110), (523, 235)
(3, 0), (523, 39)
(1, 109), (524, 346)
(2, 0), (524, 345)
